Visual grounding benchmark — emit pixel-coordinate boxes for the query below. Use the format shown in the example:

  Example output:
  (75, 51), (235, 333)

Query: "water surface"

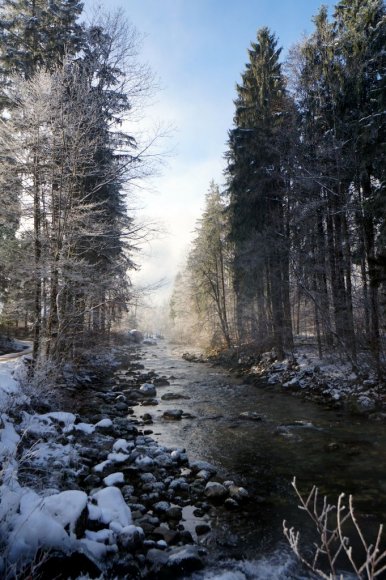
(130, 341), (386, 577)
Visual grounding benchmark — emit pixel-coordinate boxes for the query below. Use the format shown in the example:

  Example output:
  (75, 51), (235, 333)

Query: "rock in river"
(204, 482), (229, 501)
(162, 409), (183, 421)
(139, 383), (157, 397)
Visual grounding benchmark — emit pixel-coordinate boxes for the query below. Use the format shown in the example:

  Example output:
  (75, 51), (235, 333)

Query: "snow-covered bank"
(0, 346), (250, 578)
(201, 344), (386, 417)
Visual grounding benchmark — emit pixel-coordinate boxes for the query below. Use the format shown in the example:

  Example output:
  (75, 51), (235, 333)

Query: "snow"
(90, 487), (132, 528)
(113, 438), (133, 453)
(94, 459), (112, 473)
(79, 537), (115, 559)
(27, 441), (76, 466)
(0, 418), (20, 458)
(95, 418), (113, 428)
(107, 452), (130, 463)
(0, 357), (139, 571)
(21, 411), (76, 434)
(7, 490), (72, 563)
(40, 490), (88, 534)
(72, 422), (95, 434)
(85, 528), (114, 544)
(0, 359), (24, 408)
(103, 472), (124, 486)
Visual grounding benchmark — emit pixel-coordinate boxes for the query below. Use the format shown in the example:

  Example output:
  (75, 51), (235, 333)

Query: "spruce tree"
(0, 0), (84, 81)
(187, 182), (233, 348)
(226, 27), (294, 357)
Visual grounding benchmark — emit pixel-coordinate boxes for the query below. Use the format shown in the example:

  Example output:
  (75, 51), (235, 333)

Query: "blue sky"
(85, 0), (336, 303)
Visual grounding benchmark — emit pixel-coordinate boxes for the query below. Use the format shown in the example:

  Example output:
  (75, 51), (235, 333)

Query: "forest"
(170, 1), (386, 376)
(0, 1), (386, 579)
(0, 0), (157, 368)
(0, 0), (384, 376)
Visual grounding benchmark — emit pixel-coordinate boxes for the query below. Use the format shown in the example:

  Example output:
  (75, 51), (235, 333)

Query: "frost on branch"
(283, 477), (386, 579)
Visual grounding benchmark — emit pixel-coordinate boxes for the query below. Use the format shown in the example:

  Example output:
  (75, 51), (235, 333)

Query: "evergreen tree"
(334, 0), (386, 367)
(226, 27), (294, 357)
(187, 182), (233, 348)
(0, 0), (84, 81)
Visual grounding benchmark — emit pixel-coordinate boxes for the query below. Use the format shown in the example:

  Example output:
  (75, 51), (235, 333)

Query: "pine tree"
(226, 27), (294, 357)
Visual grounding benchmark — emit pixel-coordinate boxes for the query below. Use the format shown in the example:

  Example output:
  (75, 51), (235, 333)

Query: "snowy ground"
(0, 348), (245, 578)
(0, 356), (145, 577)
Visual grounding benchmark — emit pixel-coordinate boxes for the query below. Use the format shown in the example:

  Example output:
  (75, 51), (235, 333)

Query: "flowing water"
(131, 341), (386, 578)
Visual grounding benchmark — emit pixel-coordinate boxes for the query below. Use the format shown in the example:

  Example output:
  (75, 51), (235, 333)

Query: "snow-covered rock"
(90, 487), (132, 528)
(95, 418), (113, 429)
(103, 472), (124, 487)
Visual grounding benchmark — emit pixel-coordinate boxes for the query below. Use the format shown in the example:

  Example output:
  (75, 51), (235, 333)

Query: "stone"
(140, 473), (157, 483)
(239, 411), (262, 421)
(141, 399), (159, 406)
(36, 551), (102, 579)
(152, 526), (179, 544)
(190, 460), (217, 475)
(153, 378), (170, 387)
(146, 548), (169, 571)
(161, 393), (190, 401)
(83, 474), (101, 488)
(228, 484), (249, 502)
(128, 329), (144, 343)
(224, 498), (239, 509)
(166, 545), (206, 574)
(204, 482), (229, 501)
(162, 409), (183, 421)
(166, 506), (182, 520)
(182, 412), (195, 419)
(153, 501), (171, 514)
(195, 470), (212, 481)
(139, 383), (157, 397)
(169, 478), (189, 493)
(283, 377), (300, 389)
(195, 523), (211, 535)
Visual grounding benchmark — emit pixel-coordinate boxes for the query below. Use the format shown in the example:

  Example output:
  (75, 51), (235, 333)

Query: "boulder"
(166, 545), (206, 575)
(153, 378), (170, 387)
(139, 383), (157, 397)
(162, 409), (183, 421)
(161, 393), (190, 401)
(190, 460), (217, 475)
(204, 482), (229, 501)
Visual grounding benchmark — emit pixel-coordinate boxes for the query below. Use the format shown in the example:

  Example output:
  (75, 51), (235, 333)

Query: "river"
(130, 340), (386, 579)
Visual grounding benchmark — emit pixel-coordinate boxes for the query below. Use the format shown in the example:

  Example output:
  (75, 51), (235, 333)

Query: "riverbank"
(185, 342), (386, 418)
(0, 339), (250, 579)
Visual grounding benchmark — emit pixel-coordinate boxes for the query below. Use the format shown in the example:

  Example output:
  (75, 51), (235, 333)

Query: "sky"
(85, 0), (336, 306)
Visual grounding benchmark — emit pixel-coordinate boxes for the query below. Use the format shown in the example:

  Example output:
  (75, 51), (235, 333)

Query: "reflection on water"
(129, 341), (386, 576)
